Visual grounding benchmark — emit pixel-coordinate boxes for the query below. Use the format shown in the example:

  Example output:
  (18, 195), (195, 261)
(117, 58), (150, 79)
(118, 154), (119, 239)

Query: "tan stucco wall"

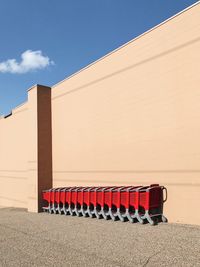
(0, 103), (28, 208)
(0, 85), (52, 212)
(51, 3), (200, 225)
(0, 3), (199, 225)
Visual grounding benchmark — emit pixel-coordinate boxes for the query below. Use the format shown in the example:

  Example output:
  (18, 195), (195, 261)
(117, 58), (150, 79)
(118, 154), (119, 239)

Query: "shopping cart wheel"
(94, 209), (102, 219)
(138, 217), (144, 224)
(109, 208), (117, 221)
(63, 207), (69, 215)
(69, 207), (75, 216)
(110, 214), (117, 221)
(96, 213), (102, 219)
(127, 216), (134, 223)
(74, 210), (79, 217)
(135, 210), (144, 224)
(119, 216), (125, 222)
(52, 205), (57, 214)
(103, 215), (109, 220)
(47, 206), (51, 214)
(82, 211), (89, 217)
(147, 216), (158, 226)
(76, 210), (82, 217)
(102, 209), (109, 220)
(126, 210), (135, 223)
(89, 212), (95, 218)
(117, 210), (125, 222)
(162, 215), (168, 223)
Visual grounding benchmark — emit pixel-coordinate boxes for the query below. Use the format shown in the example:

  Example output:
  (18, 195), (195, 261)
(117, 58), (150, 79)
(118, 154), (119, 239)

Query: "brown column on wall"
(27, 84), (52, 212)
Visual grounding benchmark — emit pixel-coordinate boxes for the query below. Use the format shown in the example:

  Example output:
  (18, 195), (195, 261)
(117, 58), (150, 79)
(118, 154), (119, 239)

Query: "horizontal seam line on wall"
(54, 179), (200, 187)
(28, 197), (36, 200)
(0, 196), (26, 204)
(53, 170), (200, 173)
(52, 1), (200, 89)
(0, 170), (27, 173)
(52, 36), (200, 100)
(12, 108), (28, 115)
(0, 176), (27, 180)
(11, 101), (27, 111)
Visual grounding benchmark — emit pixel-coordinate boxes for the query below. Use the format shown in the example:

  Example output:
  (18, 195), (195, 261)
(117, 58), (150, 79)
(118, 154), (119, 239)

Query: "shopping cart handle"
(162, 187), (167, 202)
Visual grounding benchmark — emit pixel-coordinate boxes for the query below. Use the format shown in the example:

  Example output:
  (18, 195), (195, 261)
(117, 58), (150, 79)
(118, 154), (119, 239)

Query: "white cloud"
(0, 50), (54, 74)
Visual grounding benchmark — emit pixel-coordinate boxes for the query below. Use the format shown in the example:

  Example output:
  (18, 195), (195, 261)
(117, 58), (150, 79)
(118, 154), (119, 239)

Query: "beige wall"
(51, 3), (200, 225)
(0, 85), (52, 212)
(0, 103), (28, 208)
(0, 3), (200, 225)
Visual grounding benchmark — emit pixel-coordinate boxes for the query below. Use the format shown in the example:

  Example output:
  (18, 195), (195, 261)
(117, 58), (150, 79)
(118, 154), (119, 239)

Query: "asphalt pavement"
(0, 207), (199, 267)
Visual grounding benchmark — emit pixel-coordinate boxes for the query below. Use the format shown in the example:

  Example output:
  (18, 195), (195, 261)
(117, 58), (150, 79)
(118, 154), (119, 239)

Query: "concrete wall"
(51, 3), (200, 225)
(0, 103), (28, 208)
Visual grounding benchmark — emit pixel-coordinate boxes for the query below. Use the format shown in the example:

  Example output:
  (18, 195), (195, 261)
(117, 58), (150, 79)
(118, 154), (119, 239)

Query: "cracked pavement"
(0, 207), (200, 267)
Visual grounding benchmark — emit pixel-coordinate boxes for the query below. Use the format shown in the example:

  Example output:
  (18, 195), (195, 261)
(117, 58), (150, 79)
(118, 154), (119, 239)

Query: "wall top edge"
(52, 0), (200, 90)
(4, 112), (12, 118)
(27, 84), (38, 92)
(1, 83), (51, 119)
(12, 101), (28, 114)
(0, 101), (28, 119)
(27, 84), (51, 92)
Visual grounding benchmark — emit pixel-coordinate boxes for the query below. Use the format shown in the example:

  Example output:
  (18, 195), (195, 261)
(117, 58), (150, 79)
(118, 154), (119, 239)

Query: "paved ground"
(0, 208), (199, 267)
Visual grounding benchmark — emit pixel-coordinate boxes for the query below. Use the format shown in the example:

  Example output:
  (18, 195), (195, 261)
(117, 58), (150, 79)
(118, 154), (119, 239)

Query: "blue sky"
(0, 0), (198, 115)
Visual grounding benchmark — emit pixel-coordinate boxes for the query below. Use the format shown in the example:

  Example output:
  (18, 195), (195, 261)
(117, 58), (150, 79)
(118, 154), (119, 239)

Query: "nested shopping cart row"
(42, 184), (167, 225)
